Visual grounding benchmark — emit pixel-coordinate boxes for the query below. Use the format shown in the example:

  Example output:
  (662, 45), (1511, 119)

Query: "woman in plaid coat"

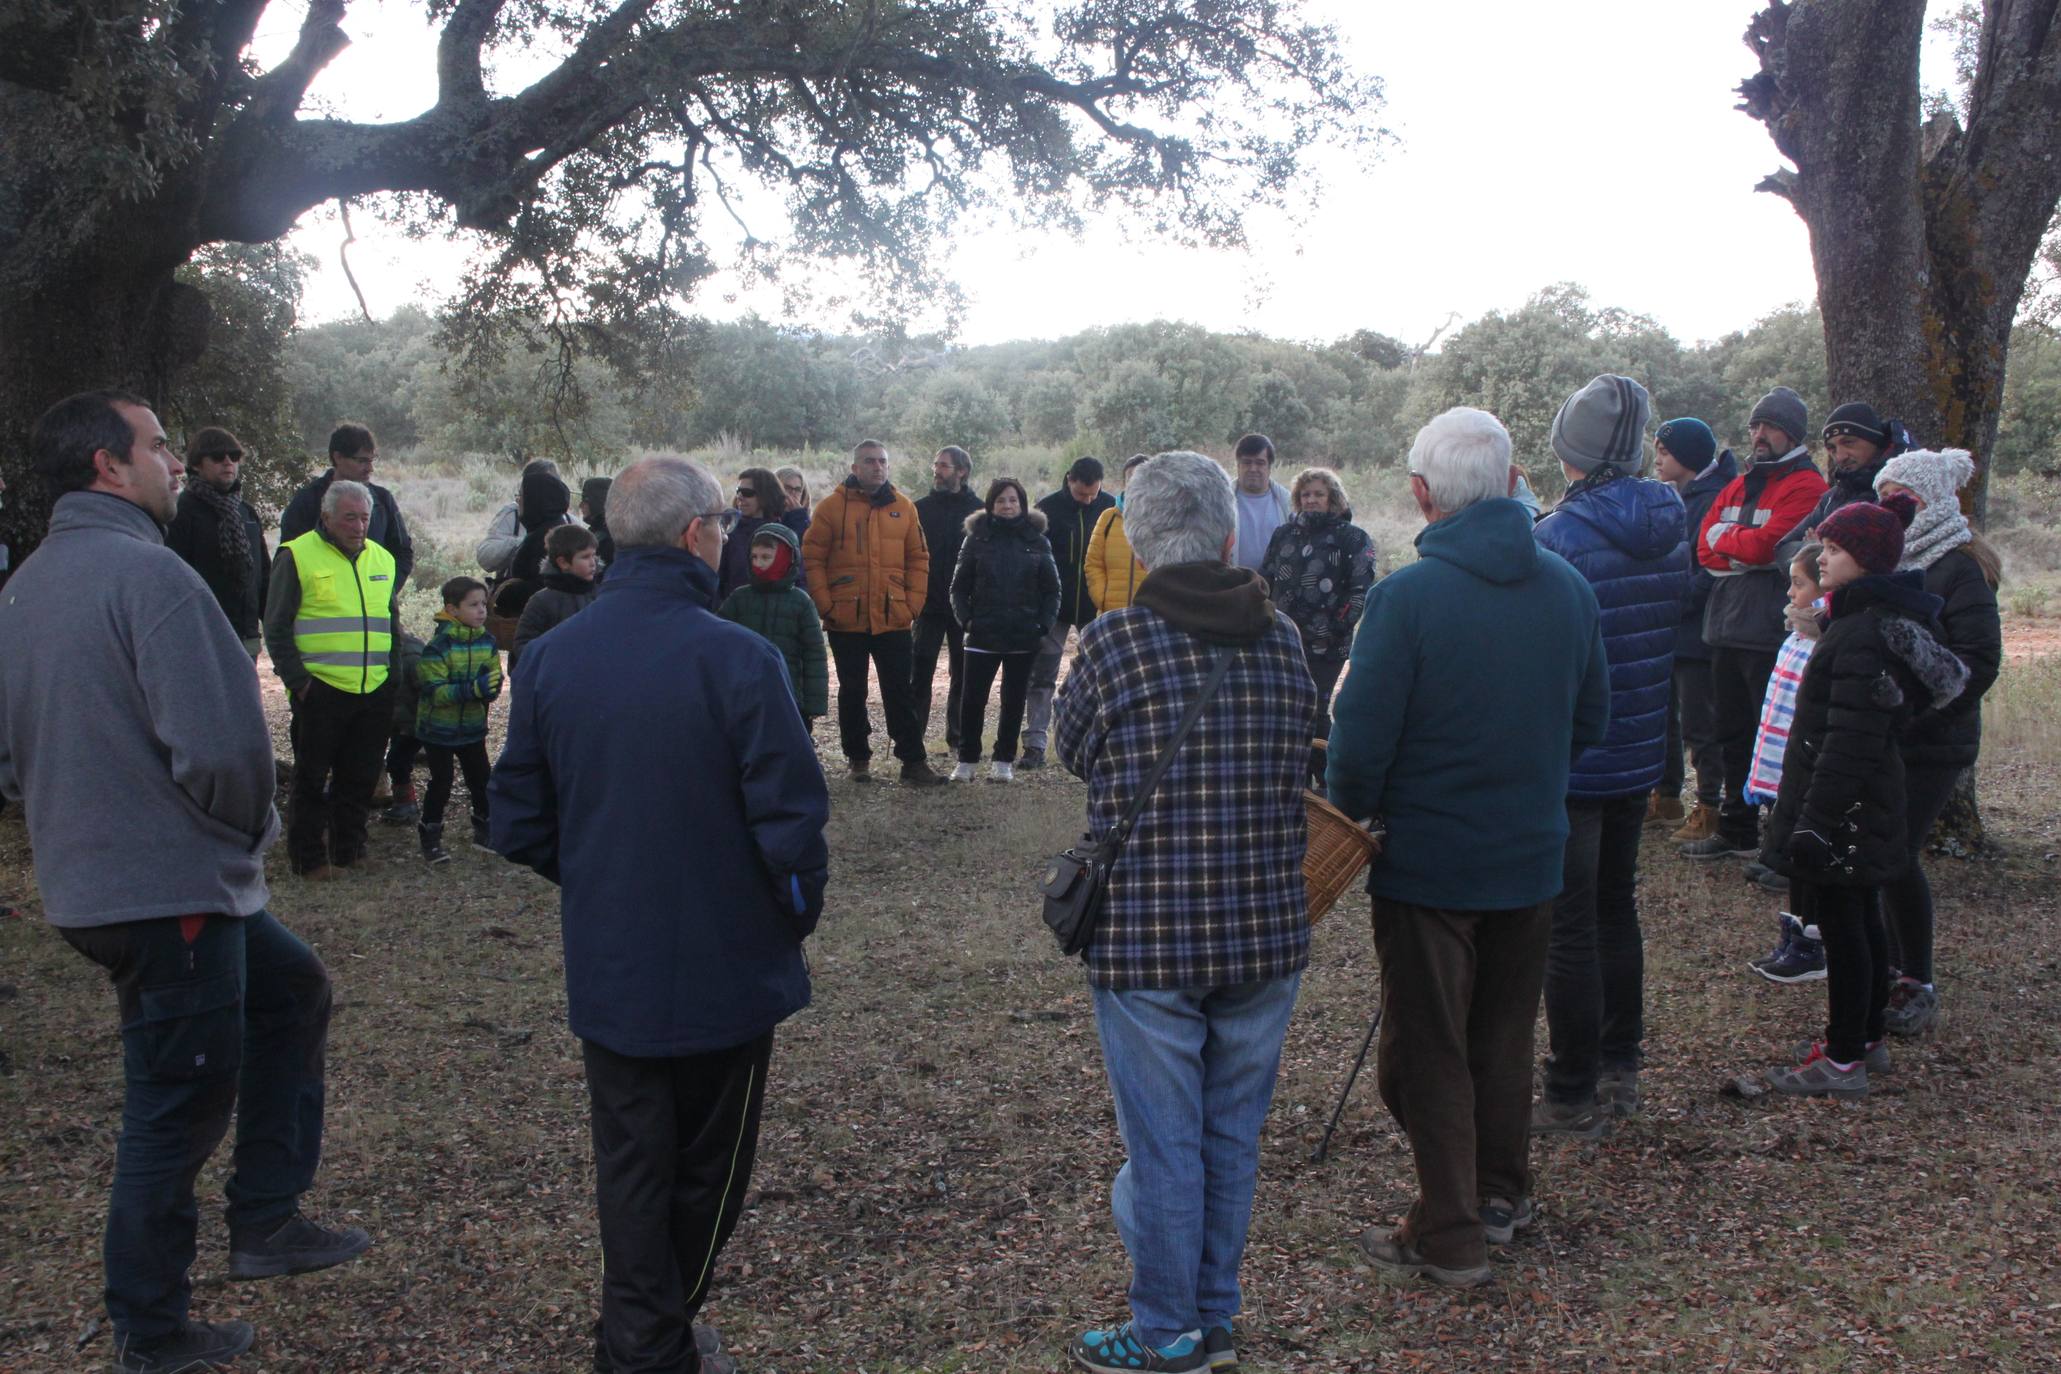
(1054, 450), (1317, 1374)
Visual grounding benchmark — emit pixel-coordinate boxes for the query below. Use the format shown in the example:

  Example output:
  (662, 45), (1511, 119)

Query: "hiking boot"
(1479, 1195), (1536, 1246)
(1792, 1038), (1892, 1076)
(848, 758), (872, 782)
(1742, 860), (1787, 892)
(1645, 793), (1685, 827)
(1530, 1096), (1609, 1139)
(112, 1318), (255, 1372)
(1749, 912), (1805, 973)
(228, 1210), (371, 1280)
(1071, 1320), (1209, 1372)
(1884, 979), (1940, 1037)
(379, 785), (419, 824)
(419, 823), (450, 865)
(1671, 802), (1719, 843)
(1680, 832), (1758, 861)
(1202, 1324), (1239, 1371)
(1356, 1225), (1493, 1287)
(1018, 747), (1047, 772)
(989, 761), (1015, 783)
(469, 813), (494, 853)
(1765, 1043), (1869, 1099)
(1756, 935), (1826, 984)
(951, 761), (977, 782)
(1598, 1065), (1640, 1119)
(899, 759), (949, 788)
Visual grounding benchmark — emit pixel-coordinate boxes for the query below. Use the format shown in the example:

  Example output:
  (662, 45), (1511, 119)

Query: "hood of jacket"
(1685, 448), (1739, 501)
(539, 570), (599, 597)
(1552, 471), (1686, 562)
(962, 507), (1049, 538)
(1415, 496), (1542, 586)
(46, 489), (167, 543)
(600, 544), (719, 609)
(843, 475), (900, 507)
(431, 608), (493, 642)
(1132, 561), (1276, 646)
(745, 520), (803, 591)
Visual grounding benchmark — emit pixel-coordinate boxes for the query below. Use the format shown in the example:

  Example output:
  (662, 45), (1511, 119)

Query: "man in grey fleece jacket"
(0, 392), (371, 1374)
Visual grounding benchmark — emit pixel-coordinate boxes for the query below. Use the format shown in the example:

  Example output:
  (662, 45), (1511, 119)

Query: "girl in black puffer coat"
(950, 478), (1060, 780)
(1761, 494), (1967, 1100)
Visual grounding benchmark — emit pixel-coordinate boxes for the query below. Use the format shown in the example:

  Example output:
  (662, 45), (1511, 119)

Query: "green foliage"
(163, 242), (315, 518)
(1994, 324), (2061, 476)
(906, 373), (1010, 456)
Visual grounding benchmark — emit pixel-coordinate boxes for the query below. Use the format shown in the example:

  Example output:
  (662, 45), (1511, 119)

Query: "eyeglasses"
(196, 450), (245, 462)
(735, 487), (756, 498)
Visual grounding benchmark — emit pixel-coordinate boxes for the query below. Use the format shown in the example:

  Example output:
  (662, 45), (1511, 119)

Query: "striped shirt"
(1054, 603), (1318, 990)
(1746, 629), (1816, 804)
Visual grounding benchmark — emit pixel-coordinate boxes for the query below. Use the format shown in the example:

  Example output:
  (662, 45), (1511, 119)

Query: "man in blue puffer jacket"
(1531, 376), (1690, 1138)
(490, 455), (829, 1374)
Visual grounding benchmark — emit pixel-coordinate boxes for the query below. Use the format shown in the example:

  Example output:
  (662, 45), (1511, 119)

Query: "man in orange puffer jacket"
(802, 440), (949, 786)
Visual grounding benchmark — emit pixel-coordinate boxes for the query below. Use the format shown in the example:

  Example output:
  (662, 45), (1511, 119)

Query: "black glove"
(1786, 827), (1837, 874)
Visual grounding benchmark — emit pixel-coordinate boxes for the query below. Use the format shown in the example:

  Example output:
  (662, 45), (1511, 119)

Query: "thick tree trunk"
(1930, 767), (1987, 856)
(1740, 0), (2061, 526)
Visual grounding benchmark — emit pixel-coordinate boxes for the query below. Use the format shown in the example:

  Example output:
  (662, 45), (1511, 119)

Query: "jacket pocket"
(124, 972), (242, 1081)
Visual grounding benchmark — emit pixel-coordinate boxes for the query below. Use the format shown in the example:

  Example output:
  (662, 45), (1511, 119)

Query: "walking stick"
(1309, 1002), (1381, 1163)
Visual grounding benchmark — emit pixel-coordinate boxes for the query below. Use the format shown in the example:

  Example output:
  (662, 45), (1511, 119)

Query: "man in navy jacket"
(1532, 377), (1689, 1138)
(491, 455), (829, 1374)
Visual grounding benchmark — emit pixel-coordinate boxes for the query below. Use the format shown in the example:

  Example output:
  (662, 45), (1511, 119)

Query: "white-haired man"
(264, 479), (399, 878)
(492, 456), (830, 1374)
(1328, 408), (1609, 1288)
(1054, 451), (1316, 1374)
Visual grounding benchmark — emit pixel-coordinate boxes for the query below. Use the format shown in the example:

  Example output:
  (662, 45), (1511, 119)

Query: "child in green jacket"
(718, 524), (828, 725)
(415, 576), (504, 863)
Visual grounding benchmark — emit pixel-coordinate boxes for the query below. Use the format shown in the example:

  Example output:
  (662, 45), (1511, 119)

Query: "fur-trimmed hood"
(963, 507), (1049, 537)
(1880, 613), (1970, 714)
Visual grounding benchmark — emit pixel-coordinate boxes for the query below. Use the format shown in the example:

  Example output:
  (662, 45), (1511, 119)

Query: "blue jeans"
(60, 911), (333, 1340)
(1091, 974), (1301, 1347)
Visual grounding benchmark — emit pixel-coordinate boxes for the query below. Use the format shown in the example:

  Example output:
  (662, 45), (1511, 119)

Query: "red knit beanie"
(1816, 491), (1918, 575)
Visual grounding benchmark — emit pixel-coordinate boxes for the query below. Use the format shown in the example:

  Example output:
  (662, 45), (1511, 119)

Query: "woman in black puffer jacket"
(949, 478), (1060, 781)
(1872, 450), (2003, 1035)
(1259, 468), (1378, 784)
(1761, 495), (1967, 1100)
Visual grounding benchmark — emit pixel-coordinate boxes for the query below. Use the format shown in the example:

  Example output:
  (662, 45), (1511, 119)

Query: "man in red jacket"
(1682, 387), (1828, 860)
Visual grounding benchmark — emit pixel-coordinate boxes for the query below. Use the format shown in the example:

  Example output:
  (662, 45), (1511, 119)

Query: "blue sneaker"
(1071, 1321), (1209, 1372)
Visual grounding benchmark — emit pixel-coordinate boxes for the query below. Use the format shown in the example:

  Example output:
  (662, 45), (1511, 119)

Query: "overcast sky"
(268, 0), (1949, 348)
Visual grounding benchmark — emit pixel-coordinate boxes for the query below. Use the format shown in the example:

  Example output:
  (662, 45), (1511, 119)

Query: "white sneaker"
(951, 761), (976, 782)
(989, 761), (1014, 782)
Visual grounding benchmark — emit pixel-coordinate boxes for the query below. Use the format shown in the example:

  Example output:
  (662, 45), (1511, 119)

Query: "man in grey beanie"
(1533, 376), (1689, 1134)
(1682, 386), (1827, 861)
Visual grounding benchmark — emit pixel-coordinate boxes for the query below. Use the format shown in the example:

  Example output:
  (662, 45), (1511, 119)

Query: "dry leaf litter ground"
(4, 630), (2060, 1374)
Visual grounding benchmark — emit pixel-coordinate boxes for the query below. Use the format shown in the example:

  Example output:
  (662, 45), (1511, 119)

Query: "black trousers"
(422, 741), (491, 828)
(584, 1032), (774, 1374)
(1660, 657), (1722, 805)
(956, 650), (1035, 763)
(288, 679), (394, 872)
(385, 732), (422, 796)
(909, 614), (965, 749)
(1808, 882), (1890, 1063)
(1373, 898), (1550, 1270)
(827, 629), (923, 765)
(1543, 794), (1648, 1104)
(1710, 646), (1777, 844)
(1882, 763), (1963, 985)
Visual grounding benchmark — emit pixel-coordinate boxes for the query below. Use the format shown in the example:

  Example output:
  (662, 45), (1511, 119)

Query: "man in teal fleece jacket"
(1327, 406), (1608, 1289)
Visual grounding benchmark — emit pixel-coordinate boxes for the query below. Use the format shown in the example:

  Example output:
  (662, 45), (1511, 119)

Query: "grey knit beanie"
(1748, 387), (1809, 448)
(1550, 375), (1652, 475)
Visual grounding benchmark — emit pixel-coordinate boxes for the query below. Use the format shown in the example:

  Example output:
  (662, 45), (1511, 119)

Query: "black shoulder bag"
(1038, 646), (1238, 956)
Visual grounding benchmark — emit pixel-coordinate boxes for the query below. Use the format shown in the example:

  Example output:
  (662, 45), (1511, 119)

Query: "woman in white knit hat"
(1871, 449), (2003, 1037)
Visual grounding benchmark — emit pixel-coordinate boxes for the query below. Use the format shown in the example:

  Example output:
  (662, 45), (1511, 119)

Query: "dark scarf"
(1832, 455), (1887, 497)
(186, 476), (251, 568)
(1132, 561), (1276, 646)
(1560, 465), (1623, 505)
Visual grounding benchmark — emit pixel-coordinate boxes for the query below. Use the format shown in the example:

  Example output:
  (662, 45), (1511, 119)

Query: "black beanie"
(1821, 402), (1891, 448)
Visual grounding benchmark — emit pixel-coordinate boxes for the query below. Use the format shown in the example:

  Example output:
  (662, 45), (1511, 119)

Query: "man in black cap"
(1021, 456), (1116, 769)
(1682, 387), (1828, 862)
(911, 446), (981, 750)
(1780, 402), (1913, 558)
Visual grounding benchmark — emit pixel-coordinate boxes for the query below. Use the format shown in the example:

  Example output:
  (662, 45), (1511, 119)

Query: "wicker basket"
(485, 579), (531, 654)
(1305, 789), (1380, 926)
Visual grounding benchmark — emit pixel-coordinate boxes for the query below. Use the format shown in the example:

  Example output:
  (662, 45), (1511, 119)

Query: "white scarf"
(1897, 499), (1972, 571)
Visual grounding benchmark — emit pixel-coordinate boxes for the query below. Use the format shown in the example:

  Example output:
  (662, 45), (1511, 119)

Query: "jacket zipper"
(352, 551), (370, 694)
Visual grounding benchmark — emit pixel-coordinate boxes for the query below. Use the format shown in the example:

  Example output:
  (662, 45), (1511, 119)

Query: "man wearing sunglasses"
(165, 426), (272, 659)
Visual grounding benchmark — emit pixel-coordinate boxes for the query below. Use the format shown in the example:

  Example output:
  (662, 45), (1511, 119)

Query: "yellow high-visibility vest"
(284, 530), (395, 694)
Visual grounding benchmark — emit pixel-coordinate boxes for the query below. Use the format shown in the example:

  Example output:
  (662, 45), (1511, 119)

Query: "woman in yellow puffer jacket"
(1084, 454), (1151, 613)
